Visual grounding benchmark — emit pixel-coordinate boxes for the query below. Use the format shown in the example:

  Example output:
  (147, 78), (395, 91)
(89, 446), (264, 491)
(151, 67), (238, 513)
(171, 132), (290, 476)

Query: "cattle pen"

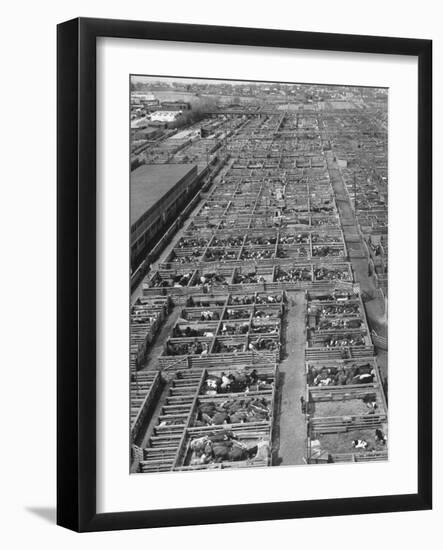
(129, 84), (388, 473)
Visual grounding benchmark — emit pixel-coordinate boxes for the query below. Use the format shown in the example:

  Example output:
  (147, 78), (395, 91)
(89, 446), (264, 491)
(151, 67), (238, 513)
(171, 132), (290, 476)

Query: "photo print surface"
(129, 75), (388, 474)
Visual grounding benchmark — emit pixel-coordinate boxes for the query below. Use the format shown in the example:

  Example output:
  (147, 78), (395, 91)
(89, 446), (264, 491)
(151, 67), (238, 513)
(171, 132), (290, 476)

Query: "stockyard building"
(129, 84), (388, 474)
(131, 164), (198, 273)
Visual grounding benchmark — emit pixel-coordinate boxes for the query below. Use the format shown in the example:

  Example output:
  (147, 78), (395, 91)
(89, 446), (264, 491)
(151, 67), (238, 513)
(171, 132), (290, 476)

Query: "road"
(273, 291), (307, 466)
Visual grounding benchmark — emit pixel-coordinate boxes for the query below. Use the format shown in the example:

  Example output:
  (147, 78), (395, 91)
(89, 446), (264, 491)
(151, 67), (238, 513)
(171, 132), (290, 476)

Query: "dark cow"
(375, 429), (387, 445)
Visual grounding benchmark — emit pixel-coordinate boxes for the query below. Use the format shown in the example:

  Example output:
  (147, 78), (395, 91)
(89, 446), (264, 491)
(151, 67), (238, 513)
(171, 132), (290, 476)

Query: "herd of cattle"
(304, 290), (387, 463)
(130, 107), (387, 472)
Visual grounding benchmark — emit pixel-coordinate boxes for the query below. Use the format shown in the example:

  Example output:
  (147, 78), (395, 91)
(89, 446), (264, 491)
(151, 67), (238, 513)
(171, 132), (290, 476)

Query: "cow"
(352, 439), (368, 450)
(354, 373), (374, 384)
(211, 442), (232, 462)
(375, 429), (387, 445)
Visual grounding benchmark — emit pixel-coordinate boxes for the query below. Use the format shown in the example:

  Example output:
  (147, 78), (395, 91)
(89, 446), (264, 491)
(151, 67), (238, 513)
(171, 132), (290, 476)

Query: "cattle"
(308, 364), (376, 387)
(212, 443), (231, 462)
(375, 429), (387, 445)
(193, 436), (248, 463)
(352, 439), (368, 450)
(354, 373), (374, 384)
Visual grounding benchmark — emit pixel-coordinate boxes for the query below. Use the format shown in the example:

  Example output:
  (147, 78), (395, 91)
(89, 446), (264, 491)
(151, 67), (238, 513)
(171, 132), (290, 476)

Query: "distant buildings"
(160, 100), (191, 111)
(149, 110), (183, 124)
(131, 117), (150, 129)
(131, 91), (157, 104)
(131, 91), (160, 113)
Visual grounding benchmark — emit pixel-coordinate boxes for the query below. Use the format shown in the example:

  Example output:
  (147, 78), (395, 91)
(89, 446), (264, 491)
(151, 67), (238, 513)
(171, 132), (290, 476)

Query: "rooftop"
(131, 117), (149, 129)
(131, 164), (196, 226)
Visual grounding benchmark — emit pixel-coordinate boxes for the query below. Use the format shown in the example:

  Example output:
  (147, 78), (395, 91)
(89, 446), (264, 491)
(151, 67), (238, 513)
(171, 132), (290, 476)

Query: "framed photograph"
(57, 17), (432, 532)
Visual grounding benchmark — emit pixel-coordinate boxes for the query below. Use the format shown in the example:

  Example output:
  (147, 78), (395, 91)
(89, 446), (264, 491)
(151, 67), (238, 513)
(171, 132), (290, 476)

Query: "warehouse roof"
(131, 164), (196, 226)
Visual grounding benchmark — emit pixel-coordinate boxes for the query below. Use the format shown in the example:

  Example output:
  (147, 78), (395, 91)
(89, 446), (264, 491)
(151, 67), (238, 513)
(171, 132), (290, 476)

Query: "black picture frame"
(57, 17), (432, 532)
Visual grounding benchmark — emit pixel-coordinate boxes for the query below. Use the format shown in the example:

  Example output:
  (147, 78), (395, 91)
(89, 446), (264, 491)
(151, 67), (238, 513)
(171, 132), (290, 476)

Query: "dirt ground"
(318, 428), (387, 454)
(312, 398), (378, 417)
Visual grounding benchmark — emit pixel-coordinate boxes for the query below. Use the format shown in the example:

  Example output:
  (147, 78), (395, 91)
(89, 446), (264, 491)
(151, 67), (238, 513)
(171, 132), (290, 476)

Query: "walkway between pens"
(325, 151), (376, 295)
(325, 151), (388, 380)
(273, 291), (307, 466)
